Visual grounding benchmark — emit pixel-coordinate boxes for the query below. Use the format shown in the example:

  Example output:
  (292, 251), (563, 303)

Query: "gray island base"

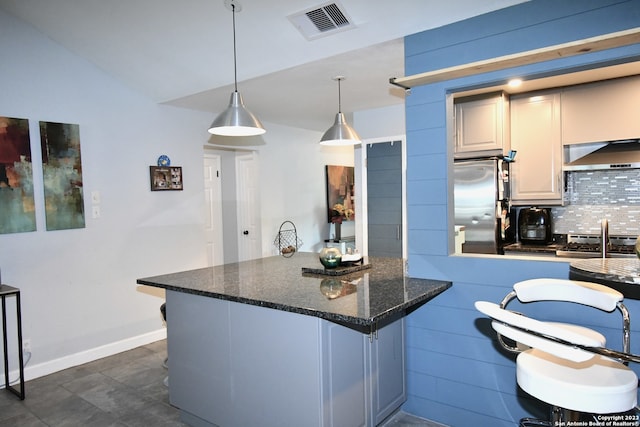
(137, 253), (451, 427)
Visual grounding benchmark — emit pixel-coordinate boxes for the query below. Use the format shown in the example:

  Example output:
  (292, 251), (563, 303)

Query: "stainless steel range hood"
(563, 140), (640, 171)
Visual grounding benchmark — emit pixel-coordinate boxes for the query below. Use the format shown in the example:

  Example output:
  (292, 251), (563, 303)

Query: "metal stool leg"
(160, 303), (168, 387)
(520, 419), (550, 427)
(1, 286), (25, 400)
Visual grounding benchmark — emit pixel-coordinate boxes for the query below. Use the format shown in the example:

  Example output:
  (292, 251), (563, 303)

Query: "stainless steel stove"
(555, 234), (637, 258)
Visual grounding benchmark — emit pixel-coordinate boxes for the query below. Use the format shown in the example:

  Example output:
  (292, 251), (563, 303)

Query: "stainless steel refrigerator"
(454, 158), (515, 254)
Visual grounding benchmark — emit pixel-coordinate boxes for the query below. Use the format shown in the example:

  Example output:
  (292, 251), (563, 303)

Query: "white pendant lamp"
(208, 0), (265, 136)
(320, 76), (361, 146)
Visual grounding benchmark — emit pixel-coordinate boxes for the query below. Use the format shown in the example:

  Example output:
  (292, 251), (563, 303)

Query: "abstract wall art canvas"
(0, 116), (36, 234)
(39, 121), (85, 231)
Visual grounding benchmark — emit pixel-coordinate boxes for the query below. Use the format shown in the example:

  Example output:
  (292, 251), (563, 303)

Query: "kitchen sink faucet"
(601, 218), (610, 258)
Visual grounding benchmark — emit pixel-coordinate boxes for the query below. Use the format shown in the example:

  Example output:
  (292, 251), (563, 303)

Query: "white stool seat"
(517, 348), (638, 414)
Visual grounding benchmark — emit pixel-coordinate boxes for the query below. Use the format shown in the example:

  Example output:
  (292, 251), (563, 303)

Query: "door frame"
(203, 153), (224, 266)
(203, 148), (261, 264)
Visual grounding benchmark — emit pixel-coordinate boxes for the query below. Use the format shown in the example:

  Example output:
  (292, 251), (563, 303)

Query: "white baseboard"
(1, 328), (167, 387)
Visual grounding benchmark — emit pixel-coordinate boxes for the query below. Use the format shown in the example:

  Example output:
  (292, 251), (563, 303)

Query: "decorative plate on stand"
(157, 155), (171, 167)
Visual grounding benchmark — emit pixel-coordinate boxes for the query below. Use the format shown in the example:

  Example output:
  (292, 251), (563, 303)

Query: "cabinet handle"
(369, 323), (379, 342)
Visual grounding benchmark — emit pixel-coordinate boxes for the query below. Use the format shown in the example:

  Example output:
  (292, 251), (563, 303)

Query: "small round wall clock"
(157, 155), (171, 166)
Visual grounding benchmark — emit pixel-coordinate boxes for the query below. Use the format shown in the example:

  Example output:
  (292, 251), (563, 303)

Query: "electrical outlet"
(22, 338), (31, 354)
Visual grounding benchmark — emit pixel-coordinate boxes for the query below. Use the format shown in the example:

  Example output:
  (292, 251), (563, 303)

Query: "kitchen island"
(137, 253), (451, 427)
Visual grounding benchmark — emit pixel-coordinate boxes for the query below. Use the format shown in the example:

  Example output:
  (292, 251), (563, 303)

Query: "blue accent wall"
(402, 1), (640, 425)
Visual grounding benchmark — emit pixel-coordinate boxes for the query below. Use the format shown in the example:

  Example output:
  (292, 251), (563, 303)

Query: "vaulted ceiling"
(0, 0), (529, 131)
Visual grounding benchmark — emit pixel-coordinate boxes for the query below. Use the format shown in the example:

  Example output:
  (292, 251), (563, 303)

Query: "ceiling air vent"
(288, 2), (356, 40)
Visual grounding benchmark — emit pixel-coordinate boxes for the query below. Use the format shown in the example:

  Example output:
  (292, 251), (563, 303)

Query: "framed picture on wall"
(150, 166), (183, 191)
(325, 165), (355, 223)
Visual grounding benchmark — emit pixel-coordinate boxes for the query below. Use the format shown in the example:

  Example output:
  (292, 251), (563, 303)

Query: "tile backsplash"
(551, 169), (640, 236)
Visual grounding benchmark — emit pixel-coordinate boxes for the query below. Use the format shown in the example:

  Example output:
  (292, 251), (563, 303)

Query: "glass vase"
(319, 247), (342, 269)
(333, 222), (341, 241)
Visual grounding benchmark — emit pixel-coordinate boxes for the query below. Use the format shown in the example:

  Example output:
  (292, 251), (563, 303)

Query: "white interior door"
(204, 154), (224, 266)
(236, 152), (262, 261)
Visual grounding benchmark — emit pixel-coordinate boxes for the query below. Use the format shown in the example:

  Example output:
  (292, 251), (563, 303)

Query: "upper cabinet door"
(510, 91), (563, 205)
(454, 92), (510, 159)
(561, 75), (640, 145)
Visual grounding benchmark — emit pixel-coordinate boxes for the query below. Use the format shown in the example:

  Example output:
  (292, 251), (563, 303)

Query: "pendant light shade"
(208, 91), (265, 136)
(320, 76), (361, 146)
(208, 0), (265, 136)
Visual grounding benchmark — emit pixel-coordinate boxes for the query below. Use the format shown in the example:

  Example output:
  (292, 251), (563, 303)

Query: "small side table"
(1, 284), (25, 400)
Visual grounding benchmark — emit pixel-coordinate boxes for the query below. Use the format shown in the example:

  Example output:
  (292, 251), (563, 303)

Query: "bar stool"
(1, 284), (25, 400)
(476, 278), (636, 426)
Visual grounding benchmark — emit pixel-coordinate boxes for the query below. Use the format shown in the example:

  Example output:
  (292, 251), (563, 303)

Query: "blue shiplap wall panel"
(404, 0), (638, 58)
(405, 174), (446, 204)
(408, 205), (448, 228)
(405, 101), (446, 132)
(404, 0), (640, 66)
(405, 128), (447, 156)
(402, 1), (640, 424)
(403, 0), (640, 426)
(406, 154), (447, 183)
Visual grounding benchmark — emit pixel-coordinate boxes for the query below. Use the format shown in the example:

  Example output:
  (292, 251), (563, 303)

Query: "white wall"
(0, 8), (213, 377)
(0, 8), (364, 381)
(253, 123), (354, 256)
(354, 104), (405, 139)
(205, 127), (355, 263)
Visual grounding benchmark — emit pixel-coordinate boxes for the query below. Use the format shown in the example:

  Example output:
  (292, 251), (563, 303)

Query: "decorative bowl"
(319, 247), (342, 269)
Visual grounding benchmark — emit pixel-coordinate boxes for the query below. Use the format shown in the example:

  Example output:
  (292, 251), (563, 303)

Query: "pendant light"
(319, 76), (361, 146)
(208, 0), (265, 136)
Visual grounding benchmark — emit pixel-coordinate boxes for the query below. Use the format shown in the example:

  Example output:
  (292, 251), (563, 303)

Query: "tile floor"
(0, 340), (447, 427)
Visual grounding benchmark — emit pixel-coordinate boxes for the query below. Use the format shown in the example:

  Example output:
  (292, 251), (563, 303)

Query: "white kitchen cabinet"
(324, 314), (406, 427)
(561, 75), (640, 145)
(454, 92), (510, 159)
(510, 91), (563, 205)
(367, 315), (406, 425)
(166, 289), (406, 427)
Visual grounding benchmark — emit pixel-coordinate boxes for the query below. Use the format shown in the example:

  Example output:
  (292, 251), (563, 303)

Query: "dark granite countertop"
(570, 258), (640, 299)
(137, 253), (451, 331)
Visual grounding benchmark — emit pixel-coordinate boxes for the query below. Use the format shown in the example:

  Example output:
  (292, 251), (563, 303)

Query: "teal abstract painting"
(39, 121), (85, 231)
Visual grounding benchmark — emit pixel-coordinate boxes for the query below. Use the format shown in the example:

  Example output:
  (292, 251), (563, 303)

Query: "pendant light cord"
(232, 3), (238, 92)
(337, 78), (342, 113)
